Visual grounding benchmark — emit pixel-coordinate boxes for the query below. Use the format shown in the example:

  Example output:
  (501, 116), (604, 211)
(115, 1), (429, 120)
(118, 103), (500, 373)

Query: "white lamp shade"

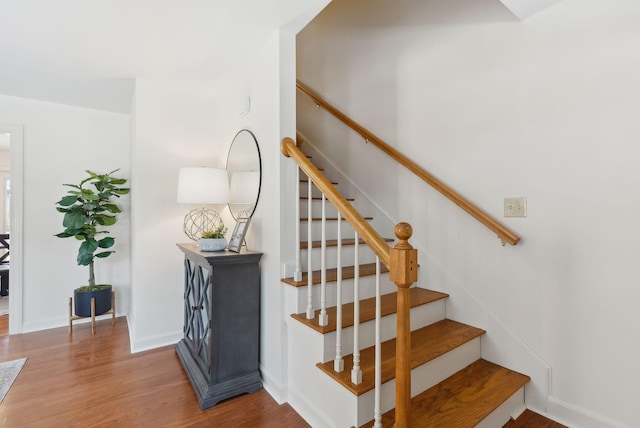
(229, 171), (259, 204)
(177, 167), (230, 204)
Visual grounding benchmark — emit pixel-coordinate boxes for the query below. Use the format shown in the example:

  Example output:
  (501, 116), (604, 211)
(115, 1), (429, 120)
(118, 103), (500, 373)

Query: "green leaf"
(57, 195), (78, 206)
(80, 189), (100, 201)
(102, 204), (121, 214)
(95, 215), (116, 226)
(98, 237), (115, 248)
(112, 188), (130, 195)
(77, 252), (93, 266)
(63, 210), (87, 229)
(55, 232), (74, 238)
(95, 251), (114, 259)
(79, 239), (99, 254)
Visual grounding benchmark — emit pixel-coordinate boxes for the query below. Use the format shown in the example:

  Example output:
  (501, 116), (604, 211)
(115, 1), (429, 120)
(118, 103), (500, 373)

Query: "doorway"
(0, 126), (23, 335)
(0, 133), (9, 335)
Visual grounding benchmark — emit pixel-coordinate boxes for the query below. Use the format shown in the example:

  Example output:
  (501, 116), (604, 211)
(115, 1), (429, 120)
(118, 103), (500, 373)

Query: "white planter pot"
(199, 238), (227, 252)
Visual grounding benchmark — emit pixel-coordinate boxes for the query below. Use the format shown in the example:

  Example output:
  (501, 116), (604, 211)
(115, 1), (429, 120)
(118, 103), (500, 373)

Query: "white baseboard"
(260, 364), (288, 405)
(545, 397), (630, 428)
(287, 384), (337, 428)
(129, 329), (182, 353)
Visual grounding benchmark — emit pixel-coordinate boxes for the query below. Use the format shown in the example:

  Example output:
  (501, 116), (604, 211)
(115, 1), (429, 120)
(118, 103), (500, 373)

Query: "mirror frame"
(226, 129), (262, 220)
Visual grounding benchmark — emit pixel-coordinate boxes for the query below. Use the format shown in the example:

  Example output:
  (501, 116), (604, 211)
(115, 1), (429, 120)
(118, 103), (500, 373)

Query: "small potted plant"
(199, 225), (227, 252)
(55, 169), (130, 317)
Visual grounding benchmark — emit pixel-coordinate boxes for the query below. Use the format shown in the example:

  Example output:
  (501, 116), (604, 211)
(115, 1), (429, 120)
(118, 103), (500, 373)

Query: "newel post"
(389, 222), (418, 428)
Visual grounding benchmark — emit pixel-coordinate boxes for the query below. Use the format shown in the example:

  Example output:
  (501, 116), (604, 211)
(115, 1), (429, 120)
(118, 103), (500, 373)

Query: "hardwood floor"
(0, 314), (8, 336)
(0, 317), (309, 427)
(503, 409), (568, 427)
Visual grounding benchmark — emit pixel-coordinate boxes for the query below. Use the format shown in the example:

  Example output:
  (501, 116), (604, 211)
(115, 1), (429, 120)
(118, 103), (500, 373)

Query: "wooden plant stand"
(68, 291), (116, 334)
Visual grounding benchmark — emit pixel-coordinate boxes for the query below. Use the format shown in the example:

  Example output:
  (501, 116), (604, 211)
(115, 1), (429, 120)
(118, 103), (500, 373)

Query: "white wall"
(128, 31), (297, 401)
(0, 94), (130, 332)
(297, 0), (640, 427)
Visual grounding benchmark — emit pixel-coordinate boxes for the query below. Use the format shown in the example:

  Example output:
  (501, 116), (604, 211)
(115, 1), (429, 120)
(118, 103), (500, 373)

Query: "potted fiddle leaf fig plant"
(199, 224), (227, 252)
(55, 169), (130, 317)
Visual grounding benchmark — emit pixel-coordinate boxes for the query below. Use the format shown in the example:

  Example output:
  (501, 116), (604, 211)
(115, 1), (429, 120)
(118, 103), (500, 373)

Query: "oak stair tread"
(360, 359), (530, 427)
(281, 262), (390, 287)
(317, 319), (485, 396)
(300, 237), (394, 250)
(300, 179), (338, 185)
(300, 195), (352, 201)
(300, 216), (373, 222)
(291, 287), (449, 334)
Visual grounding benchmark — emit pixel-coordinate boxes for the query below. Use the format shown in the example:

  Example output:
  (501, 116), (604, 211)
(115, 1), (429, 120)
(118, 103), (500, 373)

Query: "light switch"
(504, 197), (527, 217)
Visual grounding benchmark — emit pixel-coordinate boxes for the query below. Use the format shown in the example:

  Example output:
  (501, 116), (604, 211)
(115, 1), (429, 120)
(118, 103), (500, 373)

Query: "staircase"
(281, 140), (530, 427)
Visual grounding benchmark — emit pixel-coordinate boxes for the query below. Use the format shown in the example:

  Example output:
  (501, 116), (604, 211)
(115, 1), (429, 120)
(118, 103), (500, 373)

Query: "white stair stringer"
(286, 318), (360, 428)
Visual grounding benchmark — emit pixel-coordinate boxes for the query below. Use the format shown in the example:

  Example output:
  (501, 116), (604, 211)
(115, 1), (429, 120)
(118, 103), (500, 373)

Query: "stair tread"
(317, 319), (486, 396)
(361, 359), (530, 427)
(300, 196), (353, 201)
(299, 237), (394, 250)
(300, 216), (373, 222)
(300, 179), (339, 185)
(281, 262), (390, 287)
(291, 287), (449, 334)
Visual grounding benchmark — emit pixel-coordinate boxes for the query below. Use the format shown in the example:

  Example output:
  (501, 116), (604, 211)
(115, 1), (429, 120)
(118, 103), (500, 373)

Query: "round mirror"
(226, 129), (261, 220)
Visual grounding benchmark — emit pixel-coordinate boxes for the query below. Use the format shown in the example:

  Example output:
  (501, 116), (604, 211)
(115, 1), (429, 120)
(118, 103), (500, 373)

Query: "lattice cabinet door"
(176, 244), (263, 409)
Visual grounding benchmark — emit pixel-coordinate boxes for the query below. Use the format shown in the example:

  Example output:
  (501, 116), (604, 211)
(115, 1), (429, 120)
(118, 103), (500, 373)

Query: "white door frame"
(0, 124), (24, 334)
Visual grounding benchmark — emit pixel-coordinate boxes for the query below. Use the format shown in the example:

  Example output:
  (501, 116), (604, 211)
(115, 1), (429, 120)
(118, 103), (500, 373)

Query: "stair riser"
(299, 200), (340, 218)
(300, 220), (366, 243)
(287, 321), (360, 427)
(300, 245), (379, 271)
(288, 275), (399, 313)
(475, 387), (526, 428)
(320, 300), (446, 362)
(355, 338), (482, 426)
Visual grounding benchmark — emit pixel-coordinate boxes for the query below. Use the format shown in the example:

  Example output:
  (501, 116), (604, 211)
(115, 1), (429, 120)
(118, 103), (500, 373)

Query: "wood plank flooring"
(0, 317), (309, 427)
(503, 409), (568, 428)
(0, 314), (7, 336)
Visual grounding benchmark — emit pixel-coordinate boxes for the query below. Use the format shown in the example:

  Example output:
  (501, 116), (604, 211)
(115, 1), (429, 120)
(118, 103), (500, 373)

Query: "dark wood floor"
(0, 317), (309, 427)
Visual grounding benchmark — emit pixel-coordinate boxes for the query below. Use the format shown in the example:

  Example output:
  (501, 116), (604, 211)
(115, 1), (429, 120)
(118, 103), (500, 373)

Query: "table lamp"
(177, 167), (229, 241)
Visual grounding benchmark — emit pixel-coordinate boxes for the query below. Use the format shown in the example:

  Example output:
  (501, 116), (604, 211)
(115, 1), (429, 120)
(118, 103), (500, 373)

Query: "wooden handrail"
(297, 80), (520, 246)
(281, 137), (392, 267)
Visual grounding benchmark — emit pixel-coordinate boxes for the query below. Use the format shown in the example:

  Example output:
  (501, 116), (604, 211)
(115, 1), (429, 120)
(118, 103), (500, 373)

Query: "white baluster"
(294, 167), (302, 282)
(306, 177), (314, 319)
(319, 193), (328, 326)
(373, 256), (382, 428)
(351, 231), (362, 385)
(334, 211), (344, 372)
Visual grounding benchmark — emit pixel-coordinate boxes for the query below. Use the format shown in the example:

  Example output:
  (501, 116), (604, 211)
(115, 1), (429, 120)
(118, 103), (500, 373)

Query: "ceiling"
(0, 0), (330, 113)
(0, 0), (560, 114)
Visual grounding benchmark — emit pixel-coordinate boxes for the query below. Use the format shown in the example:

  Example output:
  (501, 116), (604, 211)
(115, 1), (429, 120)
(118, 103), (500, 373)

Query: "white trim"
(259, 364), (288, 405)
(544, 397), (630, 428)
(129, 329), (182, 354)
(0, 124), (23, 334)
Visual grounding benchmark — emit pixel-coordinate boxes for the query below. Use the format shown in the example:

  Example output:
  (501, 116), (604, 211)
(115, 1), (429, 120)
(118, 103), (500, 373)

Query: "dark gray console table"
(175, 244), (263, 409)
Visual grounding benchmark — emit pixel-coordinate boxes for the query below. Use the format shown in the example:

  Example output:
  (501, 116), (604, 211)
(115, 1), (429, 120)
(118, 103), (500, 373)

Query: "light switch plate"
(504, 197), (527, 217)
